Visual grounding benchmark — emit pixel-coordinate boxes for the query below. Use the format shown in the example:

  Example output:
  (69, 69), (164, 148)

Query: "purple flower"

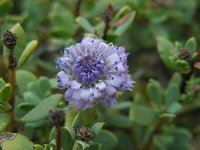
(56, 36), (134, 109)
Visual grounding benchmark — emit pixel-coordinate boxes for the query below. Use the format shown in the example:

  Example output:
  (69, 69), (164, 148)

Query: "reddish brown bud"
(2, 30), (17, 50)
(76, 127), (93, 142)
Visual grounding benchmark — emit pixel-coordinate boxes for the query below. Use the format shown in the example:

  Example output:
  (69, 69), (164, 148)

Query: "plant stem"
(75, 0), (82, 17)
(6, 51), (17, 132)
(103, 22), (110, 41)
(102, 5), (113, 41)
(142, 119), (165, 150)
(56, 127), (62, 150)
(180, 59), (195, 93)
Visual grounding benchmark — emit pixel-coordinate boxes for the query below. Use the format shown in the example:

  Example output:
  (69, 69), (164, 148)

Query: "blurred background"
(0, 0), (200, 150)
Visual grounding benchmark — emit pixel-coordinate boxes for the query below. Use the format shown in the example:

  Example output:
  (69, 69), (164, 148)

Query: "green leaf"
(153, 135), (172, 150)
(84, 143), (101, 150)
(77, 141), (90, 149)
(0, 102), (10, 113)
(115, 131), (134, 150)
(38, 77), (52, 96)
(167, 128), (192, 150)
(23, 91), (41, 105)
(21, 94), (62, 122)
(165, 84), (180, 106)
(86, 1), (109, 17)
(71, 109), (96, 130)
(111, 102), (132, 110)
(65, 110), (78, 128)
(112, 6), (132, 22)
(0, 113), (10, 133)
(159, 113), (176, 120)
(18, 40), (38, 67)
(0, 83), (12, 102)
(0, 78), (6, 89)
(49, 2), (76, 36)
(175, 60), (190, 73)
(147, 79), (162, 105)
(0, 0), (12, 16)
(103, 113), (132, 128)
(36, 59), (57, 73)
(72, 112), (84, 130)
(16, 70), (37, 93)
(167, 103), (182, 114)
(1, 133), (34, 150)
(129, 104), (157, 126)
(27, 82), (44, 98)
(157, 37), (177, 70)
(76, 17), (94, 33)
(184, 37), (197, 54)
(18, 102), (34, 110)
(33, 145), (45, 150)
(169, 73), (182, 86)
(91, 122), (104, 137)
(114, 11), (136, 36)
(93, 130), (118, 150)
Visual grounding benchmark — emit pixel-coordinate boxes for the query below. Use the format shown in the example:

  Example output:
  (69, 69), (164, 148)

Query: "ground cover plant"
(0, 0), (200, 150)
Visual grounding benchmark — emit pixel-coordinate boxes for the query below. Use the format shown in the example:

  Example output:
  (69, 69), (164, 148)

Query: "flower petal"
(105, 53), (120, 66)
(105, 74), (123, 88)
(56, 71), (73, 89)
(89, 87), (102, 101)
(95, 80), (106, 91)
(104, 85), (117, 96)
(80, 89), (91, 100)
(71, 80), (82, 89)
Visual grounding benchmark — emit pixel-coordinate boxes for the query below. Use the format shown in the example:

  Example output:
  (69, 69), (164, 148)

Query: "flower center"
(73, 55), (108, 84)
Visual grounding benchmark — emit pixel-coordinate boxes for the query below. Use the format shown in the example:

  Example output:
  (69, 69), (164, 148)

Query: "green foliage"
(76, 17), (95, 33)
(18, 40), (38, 67)
(0, 0), (199, 149)
(93, 130), (118, 150)
(21, 94), (62, 122)
(49, 127), (74, 150)
(1, 133), (33, 150)
(129, 104), (158, 126)
(0, 79), (11, 133)
(0, 83), (11, 103)
(147, 79), (163, 106)
(0, 0), (12, 16)
(157, 37), (197, 73)
(3, 23), (38, 67)
(49, 2), (76, 36)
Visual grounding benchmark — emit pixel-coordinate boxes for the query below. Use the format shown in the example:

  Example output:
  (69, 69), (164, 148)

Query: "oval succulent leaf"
(18, 40), (38, 67)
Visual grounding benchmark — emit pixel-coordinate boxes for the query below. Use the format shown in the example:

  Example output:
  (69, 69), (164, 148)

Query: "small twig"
(2, 30), (17, 132)
(142, 119), (165, 150)
(7, 52), (17, 131)
(49, 108), (65, 150)
(180, 59), (195, 94)
(75, 0), (82, 17)
(56, 127), (62, 150)
(103, 22), (110, 41)
(102, 4), (114, 41)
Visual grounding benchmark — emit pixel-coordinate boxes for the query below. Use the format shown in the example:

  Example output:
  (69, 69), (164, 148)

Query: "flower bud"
(102, 4), (114, 23)
(76, 127), (93, 142)
(48, 108), (65, 127)
(2, 30), (17, 50)
(178, 48), (191, 61)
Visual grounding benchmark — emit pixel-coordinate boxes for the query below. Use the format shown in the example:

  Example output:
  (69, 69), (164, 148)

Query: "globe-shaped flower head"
(56, 36), (134, 109)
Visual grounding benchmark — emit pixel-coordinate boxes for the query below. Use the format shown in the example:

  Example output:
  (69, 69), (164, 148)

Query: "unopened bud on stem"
(49, 108), (65, 127)
(2, 30), (17, 51)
